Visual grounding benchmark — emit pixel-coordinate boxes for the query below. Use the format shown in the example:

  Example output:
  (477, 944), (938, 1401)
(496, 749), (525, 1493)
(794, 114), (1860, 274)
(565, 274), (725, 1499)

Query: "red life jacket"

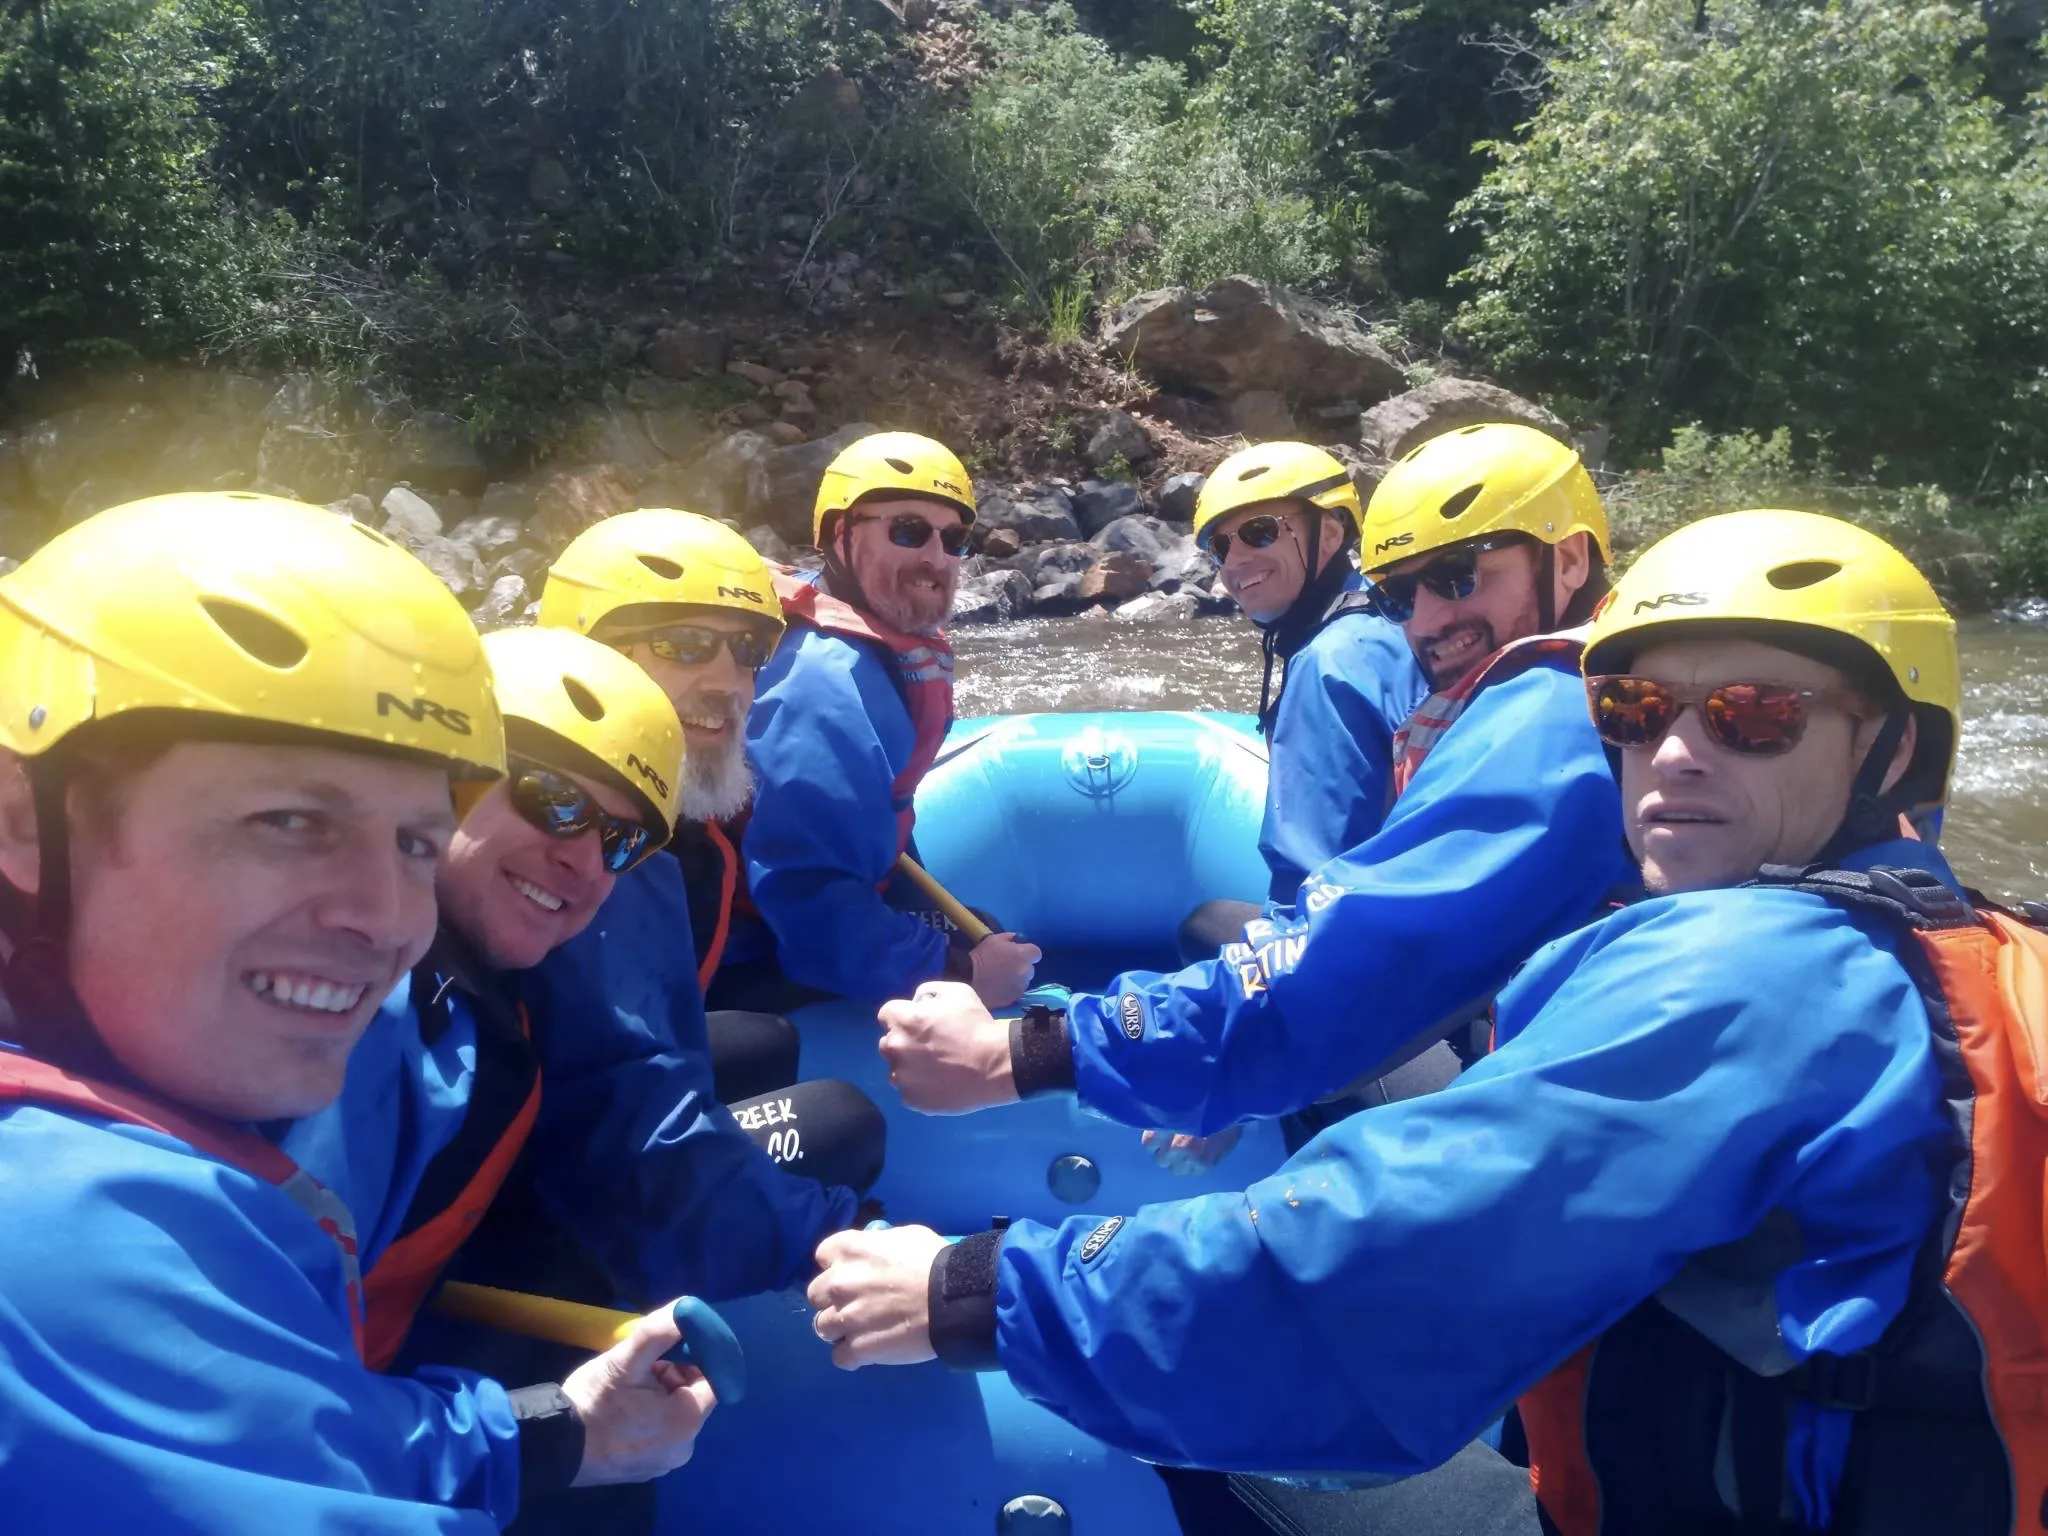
(359, 941), (542, 1370)
(1389, 627), (1589, 797)
(1520, 866), (2048, 1536)
(0, 1048), (369, 1360)
(772, 568), (954, 858)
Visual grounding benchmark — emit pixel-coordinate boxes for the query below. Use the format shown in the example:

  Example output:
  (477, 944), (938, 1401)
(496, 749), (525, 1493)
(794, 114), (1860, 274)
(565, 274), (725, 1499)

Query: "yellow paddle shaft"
(893, 853), (993, 945)
(431, 1281), (638, 1354)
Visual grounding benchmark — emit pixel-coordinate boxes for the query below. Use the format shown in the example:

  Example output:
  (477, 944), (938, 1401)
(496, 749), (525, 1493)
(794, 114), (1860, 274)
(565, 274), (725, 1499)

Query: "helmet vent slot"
(885, 457), (915, 474)
(1237, 464), (1271, 482)
(638, 555), (684, 581)
(201, 600), (308, 669)
(1439, 485), (1484, 520)
(562, 677), (606, 722)
(1766, 560), (1842, 590)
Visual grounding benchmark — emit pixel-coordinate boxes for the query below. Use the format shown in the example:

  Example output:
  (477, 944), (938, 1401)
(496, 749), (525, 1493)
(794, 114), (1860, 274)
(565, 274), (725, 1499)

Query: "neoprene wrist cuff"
(928, 1230), (1003, 1370)
(509, 1382), (586, 1496)
(1009, 1004), (1076, 1097)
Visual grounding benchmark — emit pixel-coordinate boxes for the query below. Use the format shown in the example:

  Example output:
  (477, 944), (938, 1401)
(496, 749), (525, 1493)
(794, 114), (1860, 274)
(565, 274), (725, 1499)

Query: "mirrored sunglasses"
(1586, 676), (1867, 757)
(507, 759), (660, 873)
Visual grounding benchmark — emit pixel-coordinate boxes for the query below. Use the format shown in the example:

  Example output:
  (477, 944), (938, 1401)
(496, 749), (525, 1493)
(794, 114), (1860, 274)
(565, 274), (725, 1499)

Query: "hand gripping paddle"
(431, 1281), (748, 1404)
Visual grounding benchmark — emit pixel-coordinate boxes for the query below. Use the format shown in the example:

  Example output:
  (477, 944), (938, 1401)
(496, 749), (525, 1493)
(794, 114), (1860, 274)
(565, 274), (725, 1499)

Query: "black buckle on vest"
(1789, 1351), (1878, 1411)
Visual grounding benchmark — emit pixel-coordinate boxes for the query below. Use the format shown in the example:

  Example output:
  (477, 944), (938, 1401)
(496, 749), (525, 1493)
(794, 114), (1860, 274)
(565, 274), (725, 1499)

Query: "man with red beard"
(728, 432), (1040, 1008)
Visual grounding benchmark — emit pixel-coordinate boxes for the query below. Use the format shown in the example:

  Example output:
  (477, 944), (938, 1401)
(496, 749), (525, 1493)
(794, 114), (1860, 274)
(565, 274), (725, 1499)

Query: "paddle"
(430, 1282), (748, 1404)
(893, 852), (993, 945)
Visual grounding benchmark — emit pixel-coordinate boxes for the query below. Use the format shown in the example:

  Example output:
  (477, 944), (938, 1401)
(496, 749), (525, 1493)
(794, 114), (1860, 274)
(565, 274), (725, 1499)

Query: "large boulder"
(1023, 540), (1098, 584)
(412, 534), (487, 599)
(470, 573), (529, 628)
(379, 486), (444, 547)
(389, 412), (487, 496)
(750, 422), (881, 544)
(1091, 514), (1212, 591)
(1085, 411), (1154, 470)
(446, 513), (525, 560)
(977, 487), (1082, 546)
(1354, 379), (1570, 483)
(1071, 479), (1145, 537)
(1101, 276), (1405, 407)
(1157, 471), (1205, 524)
(1114, 590), (1201, 623)
(529, 464), (639, 551)
(950, 568), (1035, 626)
(1078, 550), (1153, 604)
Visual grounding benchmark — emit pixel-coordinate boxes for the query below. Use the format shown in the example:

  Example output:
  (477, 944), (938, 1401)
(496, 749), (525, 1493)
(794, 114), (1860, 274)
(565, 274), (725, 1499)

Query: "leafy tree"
(1454, 0), (2048, 490)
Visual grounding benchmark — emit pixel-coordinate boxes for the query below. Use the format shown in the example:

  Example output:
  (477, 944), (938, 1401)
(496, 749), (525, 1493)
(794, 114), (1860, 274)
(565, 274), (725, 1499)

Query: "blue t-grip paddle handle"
(665, 1295), (748, 1405)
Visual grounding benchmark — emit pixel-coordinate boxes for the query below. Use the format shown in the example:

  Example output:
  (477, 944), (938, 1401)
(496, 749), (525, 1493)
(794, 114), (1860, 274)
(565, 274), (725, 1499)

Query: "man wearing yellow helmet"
(871, 424), (1630, 1174)
(731, 430), (1040, 1008)
(0, 496), (716, 1528)
(810, 511), (2006, 1536)
(286, 623), (878, 1536)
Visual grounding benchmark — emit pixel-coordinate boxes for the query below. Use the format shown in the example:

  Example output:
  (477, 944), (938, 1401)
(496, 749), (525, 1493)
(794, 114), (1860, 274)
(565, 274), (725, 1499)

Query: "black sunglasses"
(616, 624), (777, 672)
(1203, 514), (1287, 561)
(850, 513), (972, 557)
(506, 758), (660, 874)
(1365, 534), (1530, 623)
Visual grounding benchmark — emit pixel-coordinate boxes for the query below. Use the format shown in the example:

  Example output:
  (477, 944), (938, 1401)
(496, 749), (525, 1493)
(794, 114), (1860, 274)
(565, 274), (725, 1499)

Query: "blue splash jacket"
(1258, 591), (1428, 905)
(1059, 659), (1633, 1130)
(738, 624), (949, 1000)
(989, 838), (1956, 1529)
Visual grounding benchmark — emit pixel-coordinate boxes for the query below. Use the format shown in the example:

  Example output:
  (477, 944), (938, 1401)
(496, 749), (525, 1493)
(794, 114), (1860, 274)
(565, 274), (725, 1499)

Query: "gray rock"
(644, 325), (730, 379)
(950, 568), (1035, 626)
(1090, 514), (1213, 590)
(977, 487), (1082, 546)
(1071, 479), (1145, 537)
(412, 534), (487, 598)
(1027, 540), (1099, 581)
(1114, 590), (1201, 623)
(745, 524), (793, 561)
(447, 514), (525, 559)
(470, 573), (529, 627)
(574, 405), (665, 480)
(1102, 277), (1405, 407)
(1078, 550), (1153, 603)
(261, 373), (334, 427)
(390, 412), (487, 495)
(1355, 379), (1570, 484)
(643, 405), (707, 461)
(487, 546), (547, 586)
(752, 422), (882, 544)
(1999, 595), (2048, 624)
(698, 431), (778, 522)
(479, 480), (540, 523)
(379, 486), (444, 546)
(327, 493), (375, 522)
(1157, 471), (1205, 523)
(256, 423), (353, 504)
(1228, 389), (1297, 439)
(1031, 571), (1089, 612)
(1085, 411), (1153, 469)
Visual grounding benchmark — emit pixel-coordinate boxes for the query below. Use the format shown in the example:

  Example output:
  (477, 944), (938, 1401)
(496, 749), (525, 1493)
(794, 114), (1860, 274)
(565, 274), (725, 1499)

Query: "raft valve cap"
(998, 1494), (1071, 1533)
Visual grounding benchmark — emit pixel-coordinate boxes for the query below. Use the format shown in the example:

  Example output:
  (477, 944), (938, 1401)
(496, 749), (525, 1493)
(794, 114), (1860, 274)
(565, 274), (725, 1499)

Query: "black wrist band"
(510, 1382), (586, 1496)
(928, 1230), (1003, 1370)
(1010, 1003), (1077, 1097)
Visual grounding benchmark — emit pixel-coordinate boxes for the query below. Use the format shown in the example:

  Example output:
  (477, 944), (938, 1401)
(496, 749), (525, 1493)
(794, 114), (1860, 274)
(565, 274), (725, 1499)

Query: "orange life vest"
(1520, 865), (2048, 1535)
(0, 1048), (369, 1360)
(1389, 627), (1589, 797)
(358, 939), (543, 1370)
(772, 567), (954, 859)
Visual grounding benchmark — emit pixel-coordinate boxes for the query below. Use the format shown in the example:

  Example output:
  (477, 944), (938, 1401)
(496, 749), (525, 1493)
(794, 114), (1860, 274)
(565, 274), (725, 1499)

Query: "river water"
(953, 616), (2048, 904)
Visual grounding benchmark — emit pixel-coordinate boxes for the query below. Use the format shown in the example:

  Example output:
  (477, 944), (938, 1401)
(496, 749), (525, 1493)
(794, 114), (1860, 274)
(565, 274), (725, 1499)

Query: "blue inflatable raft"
(664, 711), (1292, 1534)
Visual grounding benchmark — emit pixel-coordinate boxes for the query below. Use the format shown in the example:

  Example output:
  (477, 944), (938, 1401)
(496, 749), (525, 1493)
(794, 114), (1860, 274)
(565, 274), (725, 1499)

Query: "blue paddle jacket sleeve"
(0, 1108), (516, 1531)
(1259, 603), (1429, 905)
(992, 866), (1952, 1520)
(1063, 662), (1632, 1131)
(743, 626), (949, 1000)
(520, 855), (860, 1300)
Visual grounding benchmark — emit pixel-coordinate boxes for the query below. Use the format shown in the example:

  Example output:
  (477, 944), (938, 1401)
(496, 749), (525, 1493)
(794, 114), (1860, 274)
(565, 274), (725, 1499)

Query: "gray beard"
(682, 737), (755, 824)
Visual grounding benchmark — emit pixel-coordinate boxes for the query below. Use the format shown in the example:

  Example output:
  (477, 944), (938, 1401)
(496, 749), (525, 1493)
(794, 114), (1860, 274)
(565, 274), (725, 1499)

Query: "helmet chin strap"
(821, 517), (874, 614)
(1537, 542), (1557, 633)
(1818, 709), (1913, 863)
(1255, 509), (1348, 735)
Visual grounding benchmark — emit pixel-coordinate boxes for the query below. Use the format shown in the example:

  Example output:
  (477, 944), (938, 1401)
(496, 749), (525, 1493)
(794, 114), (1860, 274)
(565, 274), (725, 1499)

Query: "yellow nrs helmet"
(1192, 442), (1362, 550)
(1584, 508), (1960, 808)
(538, 508), (784, 643)
(482, 627), (684, 838)
(1361, 422), (1607, 574)
(812, 431), (976, 545)
(0, 492), (504, 815)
